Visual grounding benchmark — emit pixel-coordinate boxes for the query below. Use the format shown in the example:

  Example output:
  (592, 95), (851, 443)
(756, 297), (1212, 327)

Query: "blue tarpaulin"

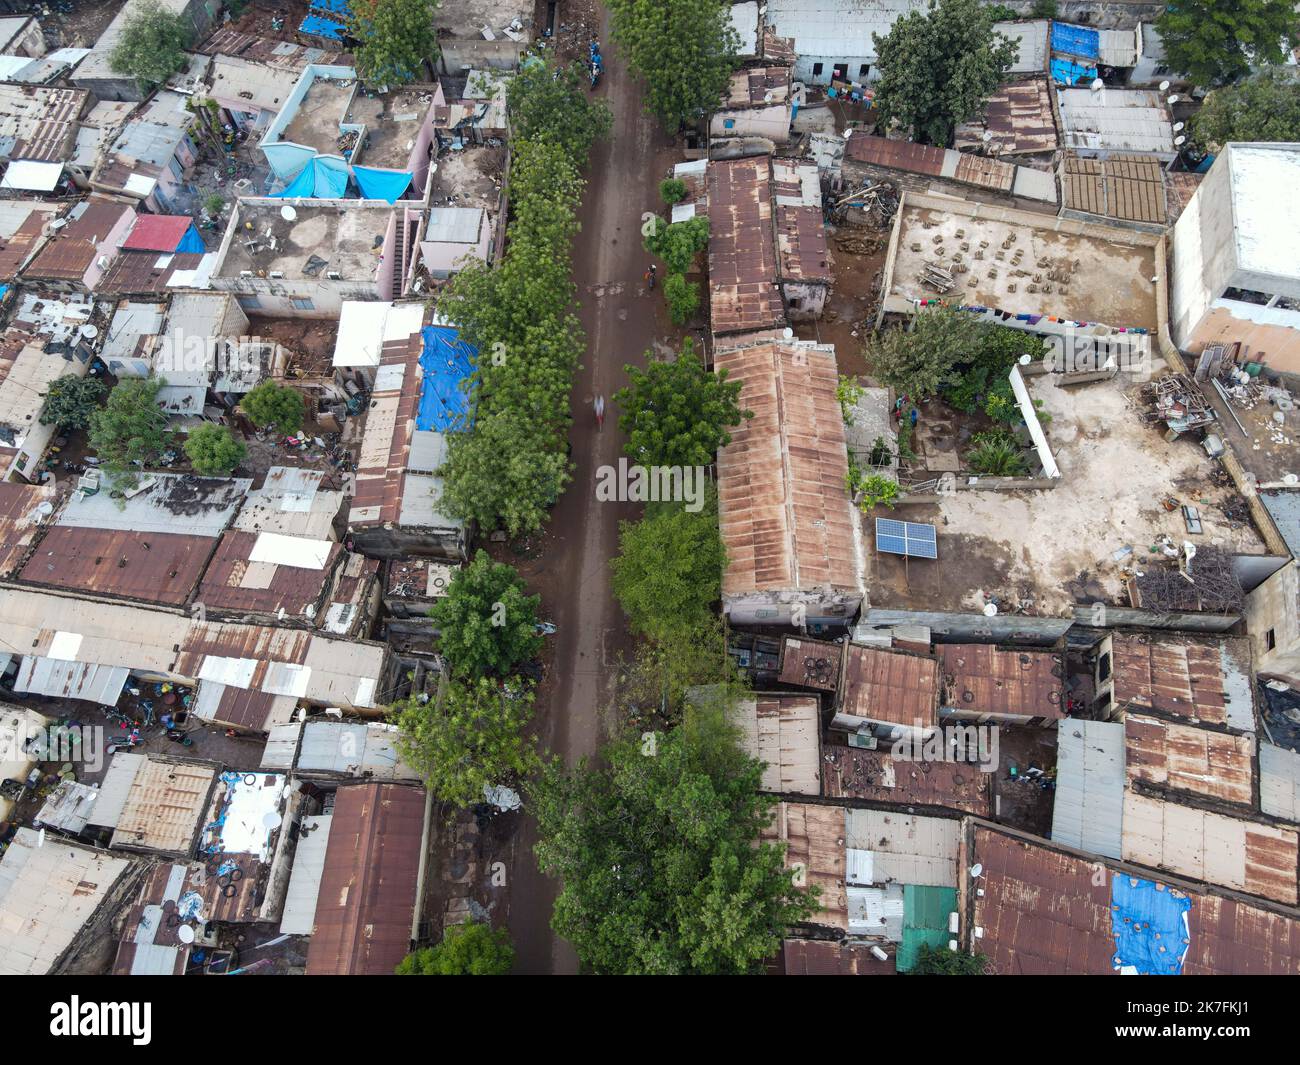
(417, 326), (476, 432)
(1051, 21), (1100, 60)
(354, 165), (413, 203)
(272, 158), (349, 199)
(1110, 874), (1192, 976)
(310, 0), (351, 14)
(175, 223), (205, 255)
(300, 14), (345, 40)
(1051, 57), (1097, 85)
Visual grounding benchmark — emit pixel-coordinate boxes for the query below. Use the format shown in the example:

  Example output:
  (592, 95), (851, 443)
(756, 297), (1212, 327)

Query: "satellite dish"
(1090, 78), (1104, 92)
(970, 864), (984, 878)
(983, 603), (998, 617)
(262, 811), (282, 830)
(782, 327), (794, 339)
(1173, 121), (1184, 132)
(842, 128), (853, 140)
(280, 205), (297, 222)
(982, 130), (993, 143)
(1018, 353), (1032, 365)
(177, 924), (196, 944)
(1174, 135), (1186, 146)
(1159, 80), (1171, 93)
(80, 324), (98, 339)
(1166, 94), (1180, 105)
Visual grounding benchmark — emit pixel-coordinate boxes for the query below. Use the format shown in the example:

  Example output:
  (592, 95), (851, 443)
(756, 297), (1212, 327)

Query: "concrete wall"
(993, 0), (1163, 25)
(1243, 559), (1300, 685)
(858, 609), (1073, 644)
(725, 588), (863, 628)
(437, 39), (524, 73)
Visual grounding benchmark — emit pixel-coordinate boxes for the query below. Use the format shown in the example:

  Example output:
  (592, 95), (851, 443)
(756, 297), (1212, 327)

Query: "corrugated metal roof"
(1261, 742), (1300, 822)
(0, 480), (52, 575)
(897, 883), (957, 971)
(13, 657), (130, 706)
(954, 77), (1057, 156)
(845, 809), (958, 887)
(838, 644), (939, 728)
(994, 19), (1048, 73)
(778, 636), (843, 692)
(1125, 713), (1254, 805)
(306, 782), (425, 974)
(762, 801), (847, 931)
(260, 721), (303, 770)
(33, 779), (101, 834)
(764, 0), (924, 59)
(938, 644), (1065, 719)
(733, 695), (821, 796)
(1057, 88), (1174, 156)
(714, 340), (863, 597)
(1122, 792), (1299, 905)
(1060, 152), (1167, 223)
(234, 466), (343, 540)
(56, 472), (250, 537)
(1110, 633), (1256, 732)
(297, 720), (418, 780)
(198, 529), (340, 618)
(278, 812), (333, 935)
(1261, 491), (1300, 560)
(821, 744), (992, 814)
(109, 758), (218, 855)
(782, 937), (895, 974)
(85, 753), (145, 830)
(0, 828), (135, 975)
(707, 157), (784, 335)
(21, 525), (213, 605)
(1052, 718), (1124, 858)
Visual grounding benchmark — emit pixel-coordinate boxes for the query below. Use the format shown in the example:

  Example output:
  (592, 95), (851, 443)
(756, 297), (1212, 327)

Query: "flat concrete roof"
(217, 200), (390, 280)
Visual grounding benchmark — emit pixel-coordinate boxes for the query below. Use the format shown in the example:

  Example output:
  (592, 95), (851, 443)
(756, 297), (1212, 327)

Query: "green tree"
(109, 0), (194, 88)
(1158, 0), (1299, 88)
(864, 305), (984, 400)
(88, 377), (172, 485)
(396, 922), (515, 974)
(429, 550), (543, 677)
(911, 944), (990, 974)
(942, 325), (1042, 426)
(644, 215), (710, 274)
(533, 700), (820, 974)
(610, 496), (726, 644)
(660, 178), (688, 204)
(348, 0), (440, 85)
(239, 380), (305, 434)
(607, 0), (740, 130)
(614, 339), (750, 467)
(40, 375), (106, 431)
(392, 674), (539, 807)
(183, 423), (247, 475)
(663, 273), (699, 325)
(614, 616), (741, 729)
(1192, 69), (1300, 148)
(505, 58), (612, 163)
(872, 0), (1019, 145)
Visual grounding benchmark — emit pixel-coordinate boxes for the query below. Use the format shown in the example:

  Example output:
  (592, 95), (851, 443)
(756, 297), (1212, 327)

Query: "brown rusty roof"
(1124, 713), (1254, 806)
(20, 526), (213, 606)
(1061, 152), (1167, 224)
(725, 66), (791, 107)
(778, 636), (843, 692)
(954, 77), (1058, 156)
(781, 938), (895, 974)
(198, 530), (341, 618)
(349, 332), (422, 527)
(0, 84), (87, 162)
(97, 249), (206, 295)
(0, 209), (51, 281)
(847, 133), (946, 177)
(306, 782), (425, 975)
(839, 644), (939, 728)
(1184, 894), (1300, 975)
(0, 480), (53, 576)
(110, 758), (218, 855)
(199, 684), (285, 731)
(775, 204), (832, 284)
(761, 25), (798, 64)
(762, 802), (846, 930)
(707, 157), (784, 335)
(714, 341), (862, 597)
(1110, 633), (1252, 729)
(22, 201), (132, 282)
(822, 743), (992, 815)
(937, 644), (1065, 720)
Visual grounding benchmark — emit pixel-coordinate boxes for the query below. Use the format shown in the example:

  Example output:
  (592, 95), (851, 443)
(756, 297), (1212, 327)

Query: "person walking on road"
(594, 394), (606, 429)
(645, 263), (657, 290)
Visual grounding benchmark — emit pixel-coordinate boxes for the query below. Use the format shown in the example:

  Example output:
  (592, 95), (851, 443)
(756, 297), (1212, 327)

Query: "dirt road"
(506, 13), (673, 974)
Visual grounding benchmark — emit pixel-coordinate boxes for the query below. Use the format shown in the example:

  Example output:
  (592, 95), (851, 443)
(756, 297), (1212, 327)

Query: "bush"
(429, 550), (543, 677)
(911, 944), (989, 974)
(40, 375), (106, 431)
(660, 177), (689, 204)
(239, 380), (305, 434)
(644, 215), (710, 274)
(396, 922), (514, 975)
(663, 272), (700, 325)
(183, 423), (246, 475)
(967, 429), (1027, 476)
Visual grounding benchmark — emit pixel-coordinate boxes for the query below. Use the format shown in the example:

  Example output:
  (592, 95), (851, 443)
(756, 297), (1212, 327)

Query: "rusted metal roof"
(954, 77), (1058, 156)
(1110, 633), (1254, 731)
(846, 132), (1017, 194)
(110, 758), (218, 856)
(734, 695), (821, 795)
(761, 25), (798, 64)
(937, 644), (1065, 720)
(762, 802), (846, 930)
(306, 782), (425, 975)
(1124, 713), (1254, 806)
(97, 249), (206, 295)
(20, 526), (213, 606)
(775, 204), (831, 283)
(0, 209), (50, 281)
(839, 644), (939, 728)
(714, 340), (862, 596)
(778, 636), (843, 692)
(822, 743), (992, 815)
(22, 201), (133, 282)
(1184, 894), (1300, 975)
(0, 480), (53, 576)
(707, 157), (784, 335)
(781, 938), (895, 974)
(198, 530), (341, 618)
(349, 332), (422, 527)
(0, 84), (87, 163)
(725, 66), (791, 107)
(1060, 152), (1167, 224)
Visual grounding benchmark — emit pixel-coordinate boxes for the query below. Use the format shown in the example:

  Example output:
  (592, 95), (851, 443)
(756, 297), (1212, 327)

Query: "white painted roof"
(1226, 143), (1300, 282)
(332, 300), (424, 368)
(0, 159), (60, 192)
(765, 0), (925, 59)
(249, 531), (333, 569)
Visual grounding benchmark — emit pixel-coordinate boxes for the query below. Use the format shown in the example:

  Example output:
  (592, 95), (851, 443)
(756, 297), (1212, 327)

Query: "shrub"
(663, 272), (699, 325)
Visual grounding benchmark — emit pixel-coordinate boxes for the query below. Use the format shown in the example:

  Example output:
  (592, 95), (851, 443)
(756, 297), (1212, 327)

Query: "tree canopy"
(392, 674), (539, 808)
(40, 375), (106, 431)
(239, 380), (305, 435)
(428, 550), (543, 678)
(532, 699), (820, 974)
(614, 339), (750, 467)
(610, 496), (726, 645)
(88, 377), (172, 485)
(607, 0), (740, 130)
(1192, 69), (1300, 147)
(348, 0), (440, 85)
(644, 215), (710, 275)
(864, 305), (983, 400)
(871, 0), (1019, 146)
(505, 58), (612, 162)
(109, 0), (194, 87)
(1157, 0), (1299, 88)
(396, 922), (515, 975)
(183, 423), (247, 476)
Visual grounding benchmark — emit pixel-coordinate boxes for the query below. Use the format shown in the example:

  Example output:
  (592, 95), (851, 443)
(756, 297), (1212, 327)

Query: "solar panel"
(874, 518), (938, 559)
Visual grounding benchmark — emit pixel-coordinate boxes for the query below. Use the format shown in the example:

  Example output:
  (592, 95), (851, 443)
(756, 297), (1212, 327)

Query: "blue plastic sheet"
(354, 165), (413, 203)
(175, 222), (205, 255)
(310, 0), (351, 14)
(271, 158), (349, 199)
(1051, 57), (1097, 85)
(1051, 21), (1100, 60)
(1110, 874), (1192, 975)
(300, 14), (345, 40)
(417, 326), (476, 432)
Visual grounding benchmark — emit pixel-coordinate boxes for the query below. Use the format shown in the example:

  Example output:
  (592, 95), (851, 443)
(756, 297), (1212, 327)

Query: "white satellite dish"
(1159, 80), (1171, 93)
(842, 127), (853, 140)
(280, 205), (297, 222)
(1018, 353), (1032, 365)
(1174, 135), (1186, 146)
(1173, 121), (1185, 132)
(80, 324), (98, 339)
(1166, 94), (1180, 105)
(782, 327), (794, 339)
(983, 602), (998, 617)
(1090, 77), (1104, 92)
(970, 864), (984, 878)
(982, 130), (993, 143)
(177, 924), (196, 944)
(263, 810), (283, 830)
